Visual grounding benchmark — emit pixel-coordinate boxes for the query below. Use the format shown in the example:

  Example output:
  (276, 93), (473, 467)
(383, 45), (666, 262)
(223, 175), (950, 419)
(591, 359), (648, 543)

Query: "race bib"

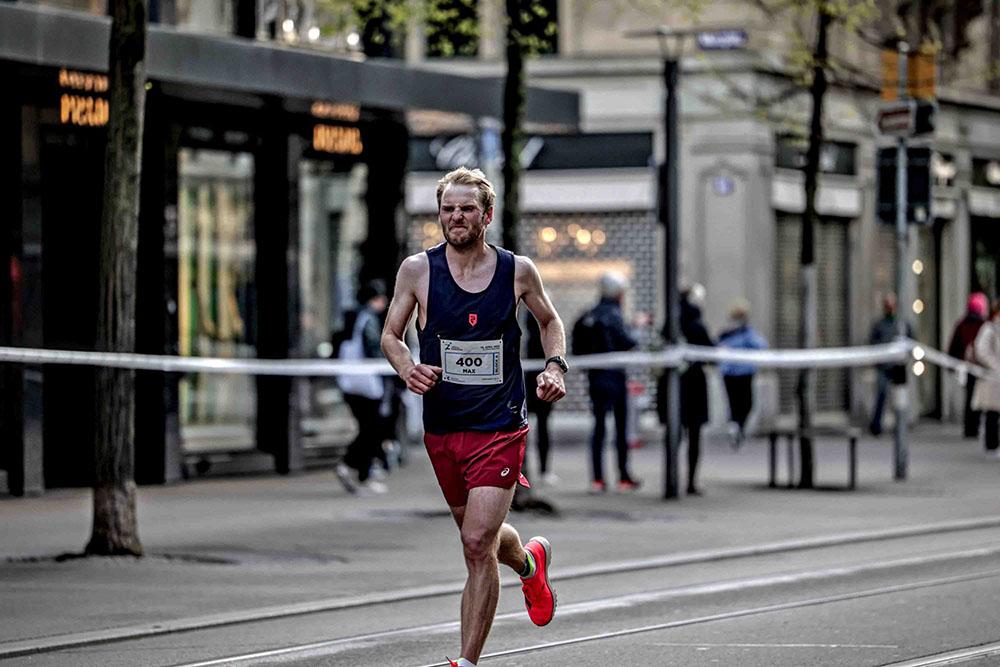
(440, 338), (503, 385)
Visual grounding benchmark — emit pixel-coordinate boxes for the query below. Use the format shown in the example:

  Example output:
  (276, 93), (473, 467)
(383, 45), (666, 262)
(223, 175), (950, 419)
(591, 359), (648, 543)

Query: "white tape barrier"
(0, 340), (915, 376)
(0, 347), (393, 377)
(917, 345), (994, 383)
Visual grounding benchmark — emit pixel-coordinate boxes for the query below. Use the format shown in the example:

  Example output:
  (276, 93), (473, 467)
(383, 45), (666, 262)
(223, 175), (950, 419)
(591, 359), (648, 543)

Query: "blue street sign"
(696, 29), (748, 51)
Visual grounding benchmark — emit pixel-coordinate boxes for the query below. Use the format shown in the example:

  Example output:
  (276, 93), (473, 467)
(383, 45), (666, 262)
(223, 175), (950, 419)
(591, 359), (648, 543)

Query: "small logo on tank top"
(500, 467), (510, 477)
(468, 313), (478, 326)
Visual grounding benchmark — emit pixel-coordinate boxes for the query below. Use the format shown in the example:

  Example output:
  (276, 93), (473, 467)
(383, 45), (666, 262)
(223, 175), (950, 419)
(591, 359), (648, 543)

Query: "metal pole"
(893, 41), (909, 481)
(662, 56), (681, 499)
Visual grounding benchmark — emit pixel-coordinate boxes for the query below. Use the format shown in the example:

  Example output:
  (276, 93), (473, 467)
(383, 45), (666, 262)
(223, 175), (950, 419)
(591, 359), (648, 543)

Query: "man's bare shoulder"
(513, 254), (541, 282)
(398, 252), (430, 284)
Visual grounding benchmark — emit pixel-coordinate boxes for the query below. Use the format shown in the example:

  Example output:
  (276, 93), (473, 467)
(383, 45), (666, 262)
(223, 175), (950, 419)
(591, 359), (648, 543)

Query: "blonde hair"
(436, 167), (496, 212)
(728, 298), (751, 322)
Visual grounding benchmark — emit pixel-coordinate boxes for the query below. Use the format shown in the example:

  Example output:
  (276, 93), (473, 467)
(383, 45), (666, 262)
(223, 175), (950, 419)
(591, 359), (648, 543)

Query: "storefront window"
(176, 149), (256, 451)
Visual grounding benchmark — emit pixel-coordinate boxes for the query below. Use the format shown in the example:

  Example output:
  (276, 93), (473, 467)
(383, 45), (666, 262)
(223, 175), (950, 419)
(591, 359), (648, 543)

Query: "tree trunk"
(87, 0), (148, 557)
(501, 0), (525, 254)
(358, 8), (406, 288)
(796, 7), (830, 490)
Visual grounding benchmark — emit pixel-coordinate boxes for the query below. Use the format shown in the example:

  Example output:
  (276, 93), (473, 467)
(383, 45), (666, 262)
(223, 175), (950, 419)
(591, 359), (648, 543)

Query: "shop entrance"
(38, 122), (103, 486)
(297, 160), (366, 449)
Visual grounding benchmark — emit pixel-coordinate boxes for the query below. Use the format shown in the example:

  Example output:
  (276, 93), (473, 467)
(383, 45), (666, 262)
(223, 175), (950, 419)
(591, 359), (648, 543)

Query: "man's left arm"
(516, 256), (567, 403)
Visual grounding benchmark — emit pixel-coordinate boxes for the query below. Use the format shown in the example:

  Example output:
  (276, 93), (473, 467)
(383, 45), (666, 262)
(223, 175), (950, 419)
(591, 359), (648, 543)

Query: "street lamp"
(626, 26), (747, 499)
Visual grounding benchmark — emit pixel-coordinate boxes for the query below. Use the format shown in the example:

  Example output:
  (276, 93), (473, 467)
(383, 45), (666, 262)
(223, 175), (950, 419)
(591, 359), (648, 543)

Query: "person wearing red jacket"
(948, 292), (988, 438)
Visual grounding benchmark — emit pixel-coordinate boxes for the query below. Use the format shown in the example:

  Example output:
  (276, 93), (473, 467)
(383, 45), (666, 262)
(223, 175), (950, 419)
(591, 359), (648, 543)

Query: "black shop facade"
(0, 5), (578, 495)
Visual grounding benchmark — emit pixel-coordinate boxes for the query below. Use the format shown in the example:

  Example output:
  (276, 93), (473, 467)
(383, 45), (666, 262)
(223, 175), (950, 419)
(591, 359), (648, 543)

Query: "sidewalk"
(1, 419), (998, 652)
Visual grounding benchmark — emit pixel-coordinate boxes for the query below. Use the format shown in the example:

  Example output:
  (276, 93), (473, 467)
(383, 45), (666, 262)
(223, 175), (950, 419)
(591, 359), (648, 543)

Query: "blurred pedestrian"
(574, 271), (641, 493)
(381, 167), (566, 666)
(868, 293), (913, 437)
(718, 299), (767, 448)
(947, 292), (988, 438)
(523, 314), (556, 485)
(335, 279), (390, 495)
(678, 284), (713, 495)
(971, 299), (1000, 456)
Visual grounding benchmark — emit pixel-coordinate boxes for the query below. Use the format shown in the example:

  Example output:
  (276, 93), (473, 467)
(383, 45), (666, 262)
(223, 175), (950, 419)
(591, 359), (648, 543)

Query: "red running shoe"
(617, 479), (642, 492)
(521, 536), (556, 626)
(445, 658), (459, 667)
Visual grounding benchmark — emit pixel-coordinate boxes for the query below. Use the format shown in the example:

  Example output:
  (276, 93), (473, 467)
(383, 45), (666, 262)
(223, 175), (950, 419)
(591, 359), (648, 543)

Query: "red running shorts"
(423, 426), (531, 507)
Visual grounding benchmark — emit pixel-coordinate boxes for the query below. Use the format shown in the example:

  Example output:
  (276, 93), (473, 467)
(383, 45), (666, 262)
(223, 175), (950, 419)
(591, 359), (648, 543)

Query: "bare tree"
(87, 0), (148, 556)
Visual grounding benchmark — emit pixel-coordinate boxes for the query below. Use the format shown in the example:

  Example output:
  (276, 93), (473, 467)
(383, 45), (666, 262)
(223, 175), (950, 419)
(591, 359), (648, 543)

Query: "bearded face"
(438, 183), (492, 250)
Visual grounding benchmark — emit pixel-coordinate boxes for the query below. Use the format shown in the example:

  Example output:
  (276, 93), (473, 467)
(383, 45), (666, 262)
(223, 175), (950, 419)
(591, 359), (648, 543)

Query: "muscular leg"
(536, 406), (551, 475)
(590, 391), (609, 482)
(448, 485), (526, 664)
(687, 424), (702, 493)
(612, 386), (629, 482)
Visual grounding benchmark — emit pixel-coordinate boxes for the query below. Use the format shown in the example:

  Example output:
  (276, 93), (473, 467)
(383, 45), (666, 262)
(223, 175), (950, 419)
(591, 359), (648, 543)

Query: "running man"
(381, 167), (568, 667)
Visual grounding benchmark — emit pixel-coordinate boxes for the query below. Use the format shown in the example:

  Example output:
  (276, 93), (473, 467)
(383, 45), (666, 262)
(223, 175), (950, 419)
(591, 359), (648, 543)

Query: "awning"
(0, 4), (579, 127)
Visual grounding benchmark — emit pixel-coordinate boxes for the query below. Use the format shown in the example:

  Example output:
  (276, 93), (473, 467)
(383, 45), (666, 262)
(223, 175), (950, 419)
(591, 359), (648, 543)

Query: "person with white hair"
(572, 270), (641, 493)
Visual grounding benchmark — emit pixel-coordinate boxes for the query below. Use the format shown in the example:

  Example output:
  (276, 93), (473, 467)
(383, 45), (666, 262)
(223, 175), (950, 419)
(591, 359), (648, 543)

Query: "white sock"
(457, 659), (477, 667)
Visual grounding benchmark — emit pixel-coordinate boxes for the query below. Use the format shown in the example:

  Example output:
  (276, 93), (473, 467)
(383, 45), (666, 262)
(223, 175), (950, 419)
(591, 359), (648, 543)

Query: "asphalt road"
(10, 523), (1000, 667)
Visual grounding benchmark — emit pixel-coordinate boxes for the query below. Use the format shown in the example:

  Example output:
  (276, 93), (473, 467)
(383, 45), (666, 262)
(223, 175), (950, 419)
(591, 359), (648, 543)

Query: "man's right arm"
(381, 255), (441, 394)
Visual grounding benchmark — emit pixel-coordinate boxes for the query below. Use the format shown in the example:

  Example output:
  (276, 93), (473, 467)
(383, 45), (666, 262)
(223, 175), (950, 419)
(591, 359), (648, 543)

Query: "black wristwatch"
(545, 355), (569, 373)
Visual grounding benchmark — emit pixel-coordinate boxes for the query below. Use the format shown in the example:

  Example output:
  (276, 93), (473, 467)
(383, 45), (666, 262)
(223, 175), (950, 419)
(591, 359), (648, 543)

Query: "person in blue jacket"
(718, 299), (767, 448)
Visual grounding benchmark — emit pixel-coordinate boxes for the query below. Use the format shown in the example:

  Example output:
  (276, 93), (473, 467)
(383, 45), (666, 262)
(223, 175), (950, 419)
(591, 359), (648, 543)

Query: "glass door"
(297, 160), (367, 444)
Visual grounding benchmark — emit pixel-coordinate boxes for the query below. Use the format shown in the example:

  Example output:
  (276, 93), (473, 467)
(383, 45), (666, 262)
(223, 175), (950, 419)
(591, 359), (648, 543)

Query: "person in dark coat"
(582, 272), (641, 493)
(869, 293), (914, 436)
(948, 292), (988, 438)
(678, 284), (713, 495)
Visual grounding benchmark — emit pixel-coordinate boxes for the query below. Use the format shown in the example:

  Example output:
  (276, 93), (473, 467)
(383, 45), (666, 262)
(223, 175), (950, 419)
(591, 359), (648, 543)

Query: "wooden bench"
(767, 425), (861, 490)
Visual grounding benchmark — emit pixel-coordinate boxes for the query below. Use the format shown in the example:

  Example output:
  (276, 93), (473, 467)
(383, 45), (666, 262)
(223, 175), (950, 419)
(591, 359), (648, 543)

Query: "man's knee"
(461, 526), (498, 562)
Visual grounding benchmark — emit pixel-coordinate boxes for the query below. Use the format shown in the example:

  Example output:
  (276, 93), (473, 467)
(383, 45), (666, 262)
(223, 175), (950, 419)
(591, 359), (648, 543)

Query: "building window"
(426, 0), (479, 58)
(775, 136), (856, 176)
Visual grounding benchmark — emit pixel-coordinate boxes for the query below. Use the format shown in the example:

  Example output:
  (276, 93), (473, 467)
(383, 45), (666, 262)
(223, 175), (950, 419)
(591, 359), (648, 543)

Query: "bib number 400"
(455, 356), (484, 368)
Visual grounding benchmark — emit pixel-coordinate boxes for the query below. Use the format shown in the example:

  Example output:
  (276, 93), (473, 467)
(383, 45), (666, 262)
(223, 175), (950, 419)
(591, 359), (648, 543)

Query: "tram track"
(4, 516), (1000, 661)
(169, 545), (1000, 666)
(881, 640), (1000, 666)
(412, 570), (1000, 667)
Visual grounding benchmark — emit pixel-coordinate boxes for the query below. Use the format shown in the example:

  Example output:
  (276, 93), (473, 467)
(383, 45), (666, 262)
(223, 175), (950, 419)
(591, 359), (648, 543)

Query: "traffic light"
(877, 146), (932, 225)
(913, 101), (936, 136)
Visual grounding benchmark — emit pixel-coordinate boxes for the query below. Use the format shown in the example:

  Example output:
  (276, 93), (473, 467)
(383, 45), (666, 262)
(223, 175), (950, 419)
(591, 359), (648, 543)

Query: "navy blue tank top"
(418, 243), (527, 434)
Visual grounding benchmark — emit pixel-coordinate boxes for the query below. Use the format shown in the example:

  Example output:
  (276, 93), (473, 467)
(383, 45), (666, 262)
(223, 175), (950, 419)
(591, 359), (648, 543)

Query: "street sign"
(696, 29), (748, 51)
(876, 101), (916, 136)
(875, 100), (936, 137)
